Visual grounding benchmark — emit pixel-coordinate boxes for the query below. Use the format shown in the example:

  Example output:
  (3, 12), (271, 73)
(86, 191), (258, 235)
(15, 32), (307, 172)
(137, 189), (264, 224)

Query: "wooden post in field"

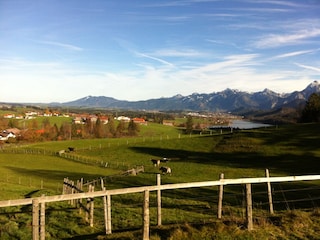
(32, 199), (40, 240)
(107, 194), (112, 234)
(62, 178), (65, 194)
(246, 183), (253, 231)
(101, 175), (111, 234)
(79, 178), (83, 214)
(157, 174), (162, 226)
(90, 185), (95, 227)
(142, 190), (150, 240)
(71, 180), (75, 206)
(85, 185), (92, 223)
(40, 198), (45, 240)
(265, 169), (274, 214)
(102, 187), (108, 234)
(217, 173), (224, 219)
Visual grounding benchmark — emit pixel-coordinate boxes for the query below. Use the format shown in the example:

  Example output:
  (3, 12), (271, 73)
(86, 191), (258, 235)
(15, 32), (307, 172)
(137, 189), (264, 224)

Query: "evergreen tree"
(185, 116), (193, 134)
(115, 120), (126, 137)
(128, 120), (139, 136)
(106, 116), (116, 137)
(94, 118), (103, 138)
(301, 93), (320, 122)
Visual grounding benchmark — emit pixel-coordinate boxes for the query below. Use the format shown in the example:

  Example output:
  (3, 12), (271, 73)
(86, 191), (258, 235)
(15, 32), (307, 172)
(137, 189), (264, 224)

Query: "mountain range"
(57, 81), (320, 113)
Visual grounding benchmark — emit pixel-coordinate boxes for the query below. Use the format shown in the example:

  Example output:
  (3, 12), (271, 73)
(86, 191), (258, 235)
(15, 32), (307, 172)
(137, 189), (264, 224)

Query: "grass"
(0, 123), (320, 239)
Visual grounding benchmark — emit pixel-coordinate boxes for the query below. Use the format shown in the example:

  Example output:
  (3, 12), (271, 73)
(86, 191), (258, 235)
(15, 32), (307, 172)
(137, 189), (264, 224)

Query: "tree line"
(0, 116), (140, 143)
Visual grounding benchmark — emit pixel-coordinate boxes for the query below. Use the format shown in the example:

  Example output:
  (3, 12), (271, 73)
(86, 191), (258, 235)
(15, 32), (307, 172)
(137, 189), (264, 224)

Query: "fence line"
(0, 172), (320, 240)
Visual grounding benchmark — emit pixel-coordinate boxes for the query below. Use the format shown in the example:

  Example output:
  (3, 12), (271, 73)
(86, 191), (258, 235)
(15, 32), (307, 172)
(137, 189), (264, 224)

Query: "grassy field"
(0, 123), (320, 239)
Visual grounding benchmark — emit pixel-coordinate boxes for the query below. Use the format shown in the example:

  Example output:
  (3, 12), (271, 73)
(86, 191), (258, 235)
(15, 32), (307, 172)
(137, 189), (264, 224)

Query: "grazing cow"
(68, 147), (75, 152)
(58, 150), (65, 156)
(151, 159), (161, 167)
(160, 157), (170, 163)
(159, 166), (172, 175)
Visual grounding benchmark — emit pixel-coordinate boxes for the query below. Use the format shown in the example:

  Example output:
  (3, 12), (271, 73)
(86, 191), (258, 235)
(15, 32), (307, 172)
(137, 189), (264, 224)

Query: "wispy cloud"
(186, 54), (259, 73)
(135, 51), (174, 66)
(38, 40), (83, 51)
(246, 0), (308, 8)
(153, 48), (205, 57)
(274, 49), (319, 58)
(295, 63), (320, 72)
(254, 28), (320, 48)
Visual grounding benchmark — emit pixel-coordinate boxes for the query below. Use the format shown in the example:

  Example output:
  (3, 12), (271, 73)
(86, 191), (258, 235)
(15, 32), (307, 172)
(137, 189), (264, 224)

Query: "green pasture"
(0, 123), (320, 239)
(2, 123), (320, 196)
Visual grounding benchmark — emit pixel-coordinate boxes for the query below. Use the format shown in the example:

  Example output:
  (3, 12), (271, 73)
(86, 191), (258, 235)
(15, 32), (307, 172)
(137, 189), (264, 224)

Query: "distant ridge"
(56, 81), (320, 112)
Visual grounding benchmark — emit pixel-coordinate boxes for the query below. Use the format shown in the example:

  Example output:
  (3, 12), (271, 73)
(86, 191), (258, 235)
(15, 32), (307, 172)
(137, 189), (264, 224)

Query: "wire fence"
(0, 172), (320, 240)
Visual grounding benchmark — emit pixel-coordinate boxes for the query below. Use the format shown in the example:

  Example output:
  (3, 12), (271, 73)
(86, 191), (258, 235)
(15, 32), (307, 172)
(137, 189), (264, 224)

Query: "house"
(133, 118), (147, 125)
(3, 113), (15, 119)
(99, 116), (109, 124)
(0, 128), (20, 141)
(116, 116), (131, 122)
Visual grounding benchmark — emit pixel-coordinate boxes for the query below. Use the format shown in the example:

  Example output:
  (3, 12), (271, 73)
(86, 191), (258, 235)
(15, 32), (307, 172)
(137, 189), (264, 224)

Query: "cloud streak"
(254, 28), (320, 48)
(38, 40), (83, 51)
(274, 49), (319, 58)
(135, 51), (174, 67)
(295, 63), (320, 73)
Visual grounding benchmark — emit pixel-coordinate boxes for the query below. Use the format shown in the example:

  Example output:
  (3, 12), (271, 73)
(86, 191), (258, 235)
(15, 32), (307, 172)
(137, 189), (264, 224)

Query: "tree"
(94, 118), (104, 138)
(49, 123), (59, 140)
(301, 93), (320, 122)
(115, 120), (126, 137)
(128, 120), (139, 136)
(106, 116), (116, 137)
(185, 116), (193, 134)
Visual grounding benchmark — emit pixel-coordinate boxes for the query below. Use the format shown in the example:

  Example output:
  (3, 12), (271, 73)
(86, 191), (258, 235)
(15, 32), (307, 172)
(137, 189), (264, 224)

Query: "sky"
(1, 0), (320, 103)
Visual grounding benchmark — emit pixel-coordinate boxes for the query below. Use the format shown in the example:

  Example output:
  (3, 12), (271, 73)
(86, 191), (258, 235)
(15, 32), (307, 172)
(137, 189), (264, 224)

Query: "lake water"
(209, 119), (272, 130)
(230, 120), (272, 129)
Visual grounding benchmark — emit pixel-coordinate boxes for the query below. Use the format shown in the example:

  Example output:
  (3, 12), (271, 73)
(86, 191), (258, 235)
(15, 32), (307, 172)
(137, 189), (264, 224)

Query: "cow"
(68, 147), (75, 152)
(159, 166), (172, 175)
(160, 157), (170, 163)
(58, 150), (65, 156)
(151, 159), (161, 167)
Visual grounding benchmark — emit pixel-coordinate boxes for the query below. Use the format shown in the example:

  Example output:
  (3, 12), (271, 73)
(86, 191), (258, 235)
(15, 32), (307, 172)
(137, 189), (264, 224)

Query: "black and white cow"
(151, 159), (161, 167)
(159, 166), (172, 175)
(160, 157), (170, 163)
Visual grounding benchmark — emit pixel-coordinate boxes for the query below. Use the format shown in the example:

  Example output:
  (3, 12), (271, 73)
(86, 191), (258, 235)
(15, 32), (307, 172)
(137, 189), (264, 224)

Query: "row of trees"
(1, 116), (140, 143)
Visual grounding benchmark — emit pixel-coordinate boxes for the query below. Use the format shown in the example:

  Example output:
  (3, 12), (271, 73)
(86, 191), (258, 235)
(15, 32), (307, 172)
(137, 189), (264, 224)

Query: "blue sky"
(1, 0), (320, 103)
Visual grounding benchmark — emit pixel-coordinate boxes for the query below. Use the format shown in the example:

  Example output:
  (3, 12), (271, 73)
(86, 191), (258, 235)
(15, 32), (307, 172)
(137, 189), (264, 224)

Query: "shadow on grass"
(131, 145), (320, 175)
(4, 166), (108, 183)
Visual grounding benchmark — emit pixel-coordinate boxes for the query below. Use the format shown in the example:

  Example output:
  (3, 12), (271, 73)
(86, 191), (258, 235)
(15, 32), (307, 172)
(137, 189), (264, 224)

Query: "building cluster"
(0, 128), (20, 141)
(3, 111), (69, 120)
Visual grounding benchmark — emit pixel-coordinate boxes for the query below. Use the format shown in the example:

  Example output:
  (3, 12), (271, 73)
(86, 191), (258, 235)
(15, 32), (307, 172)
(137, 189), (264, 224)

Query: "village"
(0, 106), (238, 143)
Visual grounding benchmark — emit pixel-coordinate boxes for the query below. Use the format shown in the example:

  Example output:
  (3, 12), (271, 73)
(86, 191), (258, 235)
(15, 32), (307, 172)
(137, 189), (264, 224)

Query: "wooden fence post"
(142, 190), (150, 240)
(40, 199), (45, 240)
(157, 174), (162, 226)
(32, 199), (40, 240)
(217, 173), (224, 219)
(71, 180), (75, 206)
(265, 169), (274, 214)
(62, 178), (67, 195)
(101, 183), (112, 234)
(79, 178), (83, 214)
(107, 194), (112, 234)
(90, 185), (94, 227)
(85, 185), (92, 223)
(246, 183), (253, 231)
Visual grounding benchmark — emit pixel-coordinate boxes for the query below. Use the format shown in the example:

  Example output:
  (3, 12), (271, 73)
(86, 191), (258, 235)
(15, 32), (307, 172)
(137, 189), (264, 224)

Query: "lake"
(209, 119), (272, 130)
